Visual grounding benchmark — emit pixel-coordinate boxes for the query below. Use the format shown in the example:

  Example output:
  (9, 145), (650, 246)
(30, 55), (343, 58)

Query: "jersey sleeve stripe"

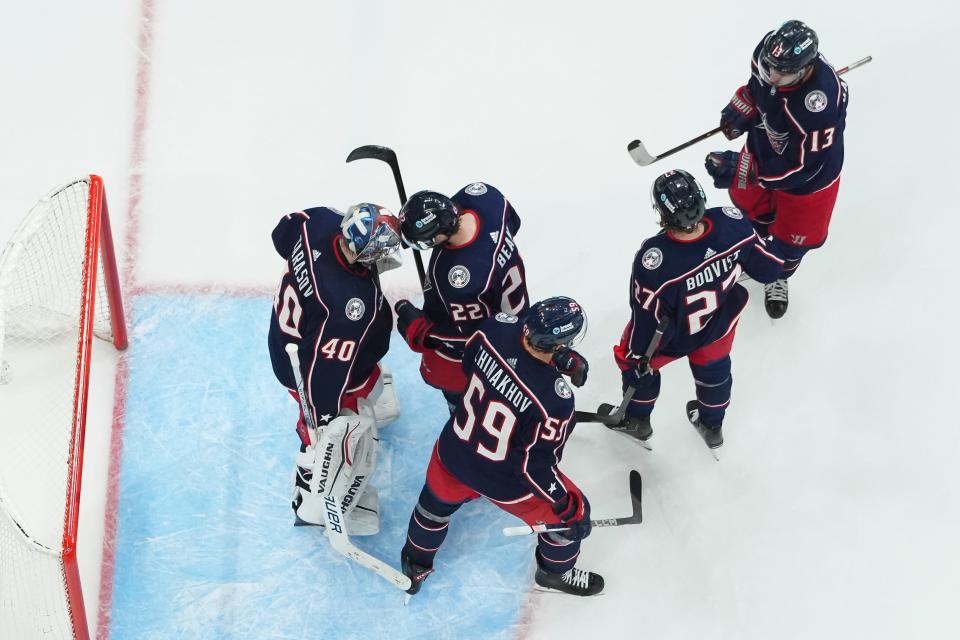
(522, 421), (563, 501)
(479, 198), (510, 302)
(647, 234), (756, 299)
(753, 241), (785, 264)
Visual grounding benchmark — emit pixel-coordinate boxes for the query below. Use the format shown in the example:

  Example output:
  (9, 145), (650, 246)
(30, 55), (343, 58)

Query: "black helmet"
(398, 190), (460, 250)
(523, 296), (587, 352)
(651, 170), (706, 232)
(760, 20), (818, 78)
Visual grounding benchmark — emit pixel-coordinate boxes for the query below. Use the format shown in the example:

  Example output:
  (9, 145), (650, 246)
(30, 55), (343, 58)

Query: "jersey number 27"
(684, 264), (741, 334)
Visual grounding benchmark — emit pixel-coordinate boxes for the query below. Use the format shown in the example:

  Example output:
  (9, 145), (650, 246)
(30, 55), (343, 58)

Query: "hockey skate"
(602, 406), (653, 442)
(764, 279), (788, 319)
(535, 566), (605, 596)
(686, 400), (723, 455)
(401, 550), (434, 596)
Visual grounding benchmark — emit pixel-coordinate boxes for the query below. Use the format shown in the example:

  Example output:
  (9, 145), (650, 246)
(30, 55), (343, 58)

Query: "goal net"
(0, 175), (127, 639)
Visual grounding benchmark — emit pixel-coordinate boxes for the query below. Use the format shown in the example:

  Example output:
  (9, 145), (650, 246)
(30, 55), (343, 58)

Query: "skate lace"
(765, 279), (788, 302)
(562, 567), (591, 590)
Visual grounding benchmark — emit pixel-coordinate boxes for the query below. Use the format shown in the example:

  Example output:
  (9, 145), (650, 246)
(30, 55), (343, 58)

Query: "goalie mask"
(341, 203), (402, 265)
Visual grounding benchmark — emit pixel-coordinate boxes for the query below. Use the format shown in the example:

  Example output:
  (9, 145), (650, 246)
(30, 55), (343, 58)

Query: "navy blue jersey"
(267, 207), (392, 426)
(436, 315), (576, 504)
(618, 207), (784, 363)
(744, 35), (848, 195)
(421, 182), (529, 362)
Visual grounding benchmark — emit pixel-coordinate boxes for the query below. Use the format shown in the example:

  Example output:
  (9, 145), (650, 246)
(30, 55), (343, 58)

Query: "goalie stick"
(285, 344), (412, 592)
(627, 55), (873, 166)
(502, 470), (642, 536)
(575, 316), (669, 426)
(346, 145), (427, 289)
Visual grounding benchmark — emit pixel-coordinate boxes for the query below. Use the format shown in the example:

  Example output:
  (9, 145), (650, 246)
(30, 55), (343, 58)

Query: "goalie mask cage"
(0, 175), (127, 639)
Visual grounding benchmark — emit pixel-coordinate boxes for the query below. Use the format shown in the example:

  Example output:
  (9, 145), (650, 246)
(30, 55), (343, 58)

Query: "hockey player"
(704, 20), (848, 318)
(612, 170), (784, 449)
(400, 297), (602, 597)
(392, 183), (535, 410)
(267, 202), (403, 535)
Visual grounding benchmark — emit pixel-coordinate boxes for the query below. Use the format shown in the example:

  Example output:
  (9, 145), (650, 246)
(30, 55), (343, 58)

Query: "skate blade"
(612, 430), (652, 451)
(404, 593), (412, 606)
(533, 585), (606, 596)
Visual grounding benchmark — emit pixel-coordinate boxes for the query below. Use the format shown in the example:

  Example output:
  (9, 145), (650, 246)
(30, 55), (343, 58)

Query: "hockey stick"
(502, 470), (642, 537)
(346, 145), (427, 288)
(285, 344), (412, 591)
(627, 55), (873, 166)
(575, 316), (669, 426)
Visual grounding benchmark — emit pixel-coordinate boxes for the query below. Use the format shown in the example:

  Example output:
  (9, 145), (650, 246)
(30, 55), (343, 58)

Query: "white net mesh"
(0, 177), (119, 639)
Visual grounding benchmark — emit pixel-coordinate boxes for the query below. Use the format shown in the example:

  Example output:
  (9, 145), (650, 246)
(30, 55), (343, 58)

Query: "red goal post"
(0, 175), (127, 639)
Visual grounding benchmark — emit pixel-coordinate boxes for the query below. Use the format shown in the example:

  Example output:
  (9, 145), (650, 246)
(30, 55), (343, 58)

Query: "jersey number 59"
(453, 374), (518, 462)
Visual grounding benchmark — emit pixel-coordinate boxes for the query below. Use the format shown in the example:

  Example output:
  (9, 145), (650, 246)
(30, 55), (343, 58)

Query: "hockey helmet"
(651, 170), (706, 232)
(341, 203), (402, 265)
(760, 20), (819, 83)
(399, 190), (460, 250)
(523, 296), (588, 352)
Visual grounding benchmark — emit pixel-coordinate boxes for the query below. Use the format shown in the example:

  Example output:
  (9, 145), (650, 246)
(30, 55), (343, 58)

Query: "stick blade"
(346, 145), (397, 164)
(627, 139), (657, 166)
(628, 470), (642, 523)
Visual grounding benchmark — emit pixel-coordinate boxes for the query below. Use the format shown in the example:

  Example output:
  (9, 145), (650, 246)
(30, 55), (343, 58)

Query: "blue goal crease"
(108, 294), (532, 640)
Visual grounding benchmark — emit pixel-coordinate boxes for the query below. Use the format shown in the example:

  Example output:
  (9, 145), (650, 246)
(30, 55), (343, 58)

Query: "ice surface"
(108, 294), (533, 638)
(3, 1), (960, 638)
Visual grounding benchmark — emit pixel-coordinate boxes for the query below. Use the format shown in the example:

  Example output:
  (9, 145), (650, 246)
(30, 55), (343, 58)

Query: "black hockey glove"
(395, 300), (435, 353)
(622, 357), (655, 389)
(720, 85), (757, 140)
(705, 149), (757, 190)
(552, 490), (591, 541)
(551, 348), (589, 387)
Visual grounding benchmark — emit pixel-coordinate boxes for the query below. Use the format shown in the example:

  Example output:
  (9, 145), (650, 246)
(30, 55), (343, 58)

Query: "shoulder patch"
(345, 298), (365, 321)
(722, 206), (744, 220)
(495, 312), (518, 324)
(804, 90), (828, 113)
(448, 265), (471, 288)
(554, 377), (572, 399)
(641, 247), (663, 270)
(465, 182), (488, 196)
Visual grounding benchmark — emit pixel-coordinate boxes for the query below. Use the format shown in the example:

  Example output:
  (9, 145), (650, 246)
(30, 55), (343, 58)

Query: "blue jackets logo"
(345, 298), (365, 321)
(448, 265), (471, 288)
(641, 247), (663, 270)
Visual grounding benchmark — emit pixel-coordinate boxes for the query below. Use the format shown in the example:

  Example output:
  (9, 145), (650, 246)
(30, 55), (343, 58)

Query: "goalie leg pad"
(293, 411), (381, 527)
(293, 472), (380, 534)
(344, 485), (380, 536)
(367, 366), (400, 427)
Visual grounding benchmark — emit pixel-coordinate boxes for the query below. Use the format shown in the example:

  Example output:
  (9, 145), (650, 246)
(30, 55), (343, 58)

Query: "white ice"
(2, 1), (959, 638)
